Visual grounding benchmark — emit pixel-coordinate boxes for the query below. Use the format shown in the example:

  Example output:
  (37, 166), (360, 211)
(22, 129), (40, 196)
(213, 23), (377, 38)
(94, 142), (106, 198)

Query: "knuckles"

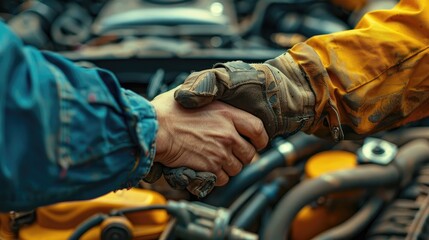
(215, 172), (229, 186)
(229, 163), (242, 176)
(252, 119), (266, 137)
(244, 147), (257, 164)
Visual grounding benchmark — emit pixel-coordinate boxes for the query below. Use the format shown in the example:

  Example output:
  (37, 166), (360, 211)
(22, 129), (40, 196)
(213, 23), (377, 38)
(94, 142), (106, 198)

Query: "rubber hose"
(382, 128), (429, 146)
(68, 214), (107, 240)
(262, 165), (400, 240)
(229, 182), (262, 216)
(205, 133), (332, 207)
(389, 139), (429, 188)
(313, 197), (384, 240)
(263, 139), (429, 240)
(204, 148), (284, 207)
(232, 178), (286, 229)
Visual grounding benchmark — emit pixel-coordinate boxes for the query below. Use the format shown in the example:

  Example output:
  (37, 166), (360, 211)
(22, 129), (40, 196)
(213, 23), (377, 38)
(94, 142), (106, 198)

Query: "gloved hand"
(174, 54), (316, 139)
(143, 163), (216, 198)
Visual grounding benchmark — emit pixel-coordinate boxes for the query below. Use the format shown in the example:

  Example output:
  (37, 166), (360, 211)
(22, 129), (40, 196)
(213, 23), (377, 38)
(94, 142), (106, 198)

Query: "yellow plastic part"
(305, 150), (357, 179)
(19, 188), (168, 240)
(292, 150), (358, 240)
(292, 203), (357, 240)
(0, 213), (16, 240)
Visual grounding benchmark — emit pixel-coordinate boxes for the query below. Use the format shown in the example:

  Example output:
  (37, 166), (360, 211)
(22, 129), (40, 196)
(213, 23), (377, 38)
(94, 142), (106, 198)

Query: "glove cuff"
(267, 52), (345, 141)
(263, 53), (316, 135)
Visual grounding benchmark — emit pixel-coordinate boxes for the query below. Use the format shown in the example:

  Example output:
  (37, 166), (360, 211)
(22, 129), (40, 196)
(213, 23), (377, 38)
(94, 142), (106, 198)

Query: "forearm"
(0, 23), (157, 211)
(287, 0), (429, 139)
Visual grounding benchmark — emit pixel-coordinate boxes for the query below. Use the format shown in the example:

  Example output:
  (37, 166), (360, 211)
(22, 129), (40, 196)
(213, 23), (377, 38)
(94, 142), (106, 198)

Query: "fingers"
(232, 135), (257, 165)
(215, 170), (230, 186)
(229, 106), (269, 151)
(174, 71), (218, 108)
(222, 154), (243, 176)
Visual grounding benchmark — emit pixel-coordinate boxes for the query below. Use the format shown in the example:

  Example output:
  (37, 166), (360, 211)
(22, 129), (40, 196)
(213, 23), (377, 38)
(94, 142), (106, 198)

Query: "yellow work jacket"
(289, 0), (429, 139)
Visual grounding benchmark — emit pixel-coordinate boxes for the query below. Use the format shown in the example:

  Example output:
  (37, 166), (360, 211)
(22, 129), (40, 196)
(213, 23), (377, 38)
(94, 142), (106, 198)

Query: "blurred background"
(0, 0), (398, 99)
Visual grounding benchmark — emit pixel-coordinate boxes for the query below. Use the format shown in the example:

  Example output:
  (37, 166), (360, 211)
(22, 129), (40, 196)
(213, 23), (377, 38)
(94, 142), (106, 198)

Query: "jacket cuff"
(265, 53), (317, 136)
(288, 44), (345, 141)
(119, 89), (158, 189)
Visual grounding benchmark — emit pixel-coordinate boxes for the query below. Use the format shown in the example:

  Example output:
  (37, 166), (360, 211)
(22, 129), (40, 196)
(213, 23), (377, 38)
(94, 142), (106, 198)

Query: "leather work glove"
(143, 163), (216, 198)
(174, 53), (317, 140)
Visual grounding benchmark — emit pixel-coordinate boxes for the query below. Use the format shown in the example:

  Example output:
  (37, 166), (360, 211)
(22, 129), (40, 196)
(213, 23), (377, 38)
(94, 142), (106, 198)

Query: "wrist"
(151, 98), (169, 164)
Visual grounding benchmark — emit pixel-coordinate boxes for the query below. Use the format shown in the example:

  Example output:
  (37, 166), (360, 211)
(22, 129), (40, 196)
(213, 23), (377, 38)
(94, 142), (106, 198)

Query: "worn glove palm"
(143, 163), (216, 198)
(174, 54), (315, 139)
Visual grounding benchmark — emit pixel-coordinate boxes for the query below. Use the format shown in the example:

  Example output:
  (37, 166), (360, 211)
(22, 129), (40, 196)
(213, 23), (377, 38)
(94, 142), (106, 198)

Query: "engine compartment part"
(50, 3), (92, 47)
(357, 137), (398, 166)
(264, 139), (429, 240)
(366, 156), (429, 239)
(6, 0), (63, 49)
(291, 150), (359, 240)
(305, 150), (357, 179)
(204, 132), (334, 207)
(17, 188), (168, 240)
(92, 0), (238, 38)
(314, 196), (385, 240)
(0, 213), (15, 240)
(166, 201), (258, 240)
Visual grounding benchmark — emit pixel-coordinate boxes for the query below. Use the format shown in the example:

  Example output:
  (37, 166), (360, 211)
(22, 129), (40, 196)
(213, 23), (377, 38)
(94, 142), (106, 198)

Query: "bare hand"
(152, 89), (269, 186)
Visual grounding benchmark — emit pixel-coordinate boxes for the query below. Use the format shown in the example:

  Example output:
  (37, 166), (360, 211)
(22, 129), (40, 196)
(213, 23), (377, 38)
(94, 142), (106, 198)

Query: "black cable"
(232, 178), (287, 229)
(229, 182), (262, 216)
(69, 214), (108, 240)
(205, 148), (285, 207)
(114, 205), (168, 215)
(68, 205), (169, 240)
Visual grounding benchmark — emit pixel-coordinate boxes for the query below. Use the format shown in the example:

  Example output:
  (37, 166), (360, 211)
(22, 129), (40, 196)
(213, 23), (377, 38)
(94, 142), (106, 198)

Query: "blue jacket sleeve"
(0, 22), (158, 211)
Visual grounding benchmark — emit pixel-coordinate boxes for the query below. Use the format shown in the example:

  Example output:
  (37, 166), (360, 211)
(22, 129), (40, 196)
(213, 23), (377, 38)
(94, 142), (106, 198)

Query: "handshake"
(148, 53), (319, 197)
(175, 57), (314, 139)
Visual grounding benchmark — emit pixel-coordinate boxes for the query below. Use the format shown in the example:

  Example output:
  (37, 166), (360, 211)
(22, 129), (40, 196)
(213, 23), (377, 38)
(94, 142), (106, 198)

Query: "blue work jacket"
(0, 22), (157, 211)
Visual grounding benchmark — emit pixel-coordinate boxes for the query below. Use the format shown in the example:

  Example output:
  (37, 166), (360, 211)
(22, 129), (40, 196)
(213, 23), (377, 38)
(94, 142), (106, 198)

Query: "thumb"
(174, 70), (222, 108)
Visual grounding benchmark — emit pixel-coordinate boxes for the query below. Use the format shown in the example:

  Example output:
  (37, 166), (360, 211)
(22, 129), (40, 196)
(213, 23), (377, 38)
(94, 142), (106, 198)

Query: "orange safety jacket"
(289, 0), (429, 140)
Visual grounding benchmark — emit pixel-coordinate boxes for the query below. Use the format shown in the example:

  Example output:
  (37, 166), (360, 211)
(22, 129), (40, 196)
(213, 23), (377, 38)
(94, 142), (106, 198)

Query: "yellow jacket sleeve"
(289, 0), (429, 140)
